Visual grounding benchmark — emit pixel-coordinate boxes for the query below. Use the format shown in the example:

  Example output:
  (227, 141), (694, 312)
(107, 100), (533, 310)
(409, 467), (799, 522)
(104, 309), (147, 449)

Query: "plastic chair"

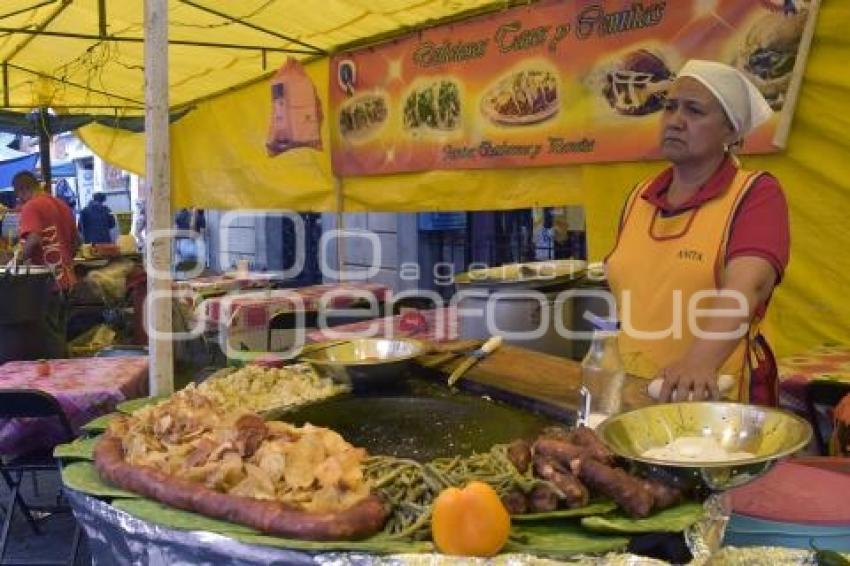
(805, 380), (850, 455)
(0, 389), (81, 565)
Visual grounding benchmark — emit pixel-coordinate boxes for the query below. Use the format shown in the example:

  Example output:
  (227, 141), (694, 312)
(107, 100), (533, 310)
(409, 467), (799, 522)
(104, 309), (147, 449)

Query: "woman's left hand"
(656, 358), (720, 402)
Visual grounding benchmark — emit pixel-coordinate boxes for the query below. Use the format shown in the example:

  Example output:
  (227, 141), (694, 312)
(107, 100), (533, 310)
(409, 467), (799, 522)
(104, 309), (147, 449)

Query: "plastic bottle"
(580, 315), (625, 429)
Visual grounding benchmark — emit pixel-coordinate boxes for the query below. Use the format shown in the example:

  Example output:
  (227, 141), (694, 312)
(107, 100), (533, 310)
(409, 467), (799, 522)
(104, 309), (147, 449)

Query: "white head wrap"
(677, 59), (773, 136)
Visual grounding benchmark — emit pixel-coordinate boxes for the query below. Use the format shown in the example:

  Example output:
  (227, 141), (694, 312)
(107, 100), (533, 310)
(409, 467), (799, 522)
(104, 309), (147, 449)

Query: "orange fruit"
(431, 481), (511, 557)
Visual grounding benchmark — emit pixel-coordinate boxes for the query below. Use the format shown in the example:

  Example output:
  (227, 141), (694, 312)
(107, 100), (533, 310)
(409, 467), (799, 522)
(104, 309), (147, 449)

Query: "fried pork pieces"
(114, 388), (371, 514)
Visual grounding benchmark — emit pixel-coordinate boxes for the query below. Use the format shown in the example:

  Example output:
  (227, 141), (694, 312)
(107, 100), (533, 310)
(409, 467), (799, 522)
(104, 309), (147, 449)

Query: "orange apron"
(606, 167), (764, 401)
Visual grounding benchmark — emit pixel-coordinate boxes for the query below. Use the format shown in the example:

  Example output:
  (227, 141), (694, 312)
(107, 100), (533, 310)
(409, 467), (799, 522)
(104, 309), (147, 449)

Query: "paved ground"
(2, 469), (91, 565)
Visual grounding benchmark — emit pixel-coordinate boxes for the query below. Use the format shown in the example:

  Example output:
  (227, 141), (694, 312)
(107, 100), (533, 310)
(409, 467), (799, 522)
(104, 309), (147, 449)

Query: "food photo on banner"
(329, 0), (819, 176)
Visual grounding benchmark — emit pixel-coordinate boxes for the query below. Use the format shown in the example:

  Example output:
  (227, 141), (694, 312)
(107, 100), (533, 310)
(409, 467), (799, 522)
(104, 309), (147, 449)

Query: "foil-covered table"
(68, 467), (848, 565)
(65, 488), (705, 566)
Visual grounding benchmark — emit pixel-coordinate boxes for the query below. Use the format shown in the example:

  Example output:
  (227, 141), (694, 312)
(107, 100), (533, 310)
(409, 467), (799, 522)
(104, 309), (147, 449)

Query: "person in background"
(13, 170), (79, 357)
(78, 192), (116, 244)
(606, 60), (788, 405)
(0, 201), (10, 264)
(54, 178), (77, 213)
(133, 199), (146, 252)
(0, 190), (15, 210)
(174, 207), (206, 271)
(533, 208), (556, 261)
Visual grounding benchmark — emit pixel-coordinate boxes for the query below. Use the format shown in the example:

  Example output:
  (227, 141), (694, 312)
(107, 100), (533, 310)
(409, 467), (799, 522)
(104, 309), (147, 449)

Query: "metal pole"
(38, 107), (51, 189)
(335, 178), (345, 283)
(0, 27), (318, 53)
(2, 64), (8, 108)
(8, 63), (146, 105)
(176, 0), (326, 55)
(144, 0), (173, 395)
(97, 0), (107, 37)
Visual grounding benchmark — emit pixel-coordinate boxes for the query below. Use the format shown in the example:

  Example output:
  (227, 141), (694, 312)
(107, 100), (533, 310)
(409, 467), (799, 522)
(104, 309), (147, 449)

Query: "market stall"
(56, 346), (830, 564)
(0, 0), (844, 385)
(59, 353), (669, 562)
(0, 0), (847, 563)
(63, 0), (847, 369)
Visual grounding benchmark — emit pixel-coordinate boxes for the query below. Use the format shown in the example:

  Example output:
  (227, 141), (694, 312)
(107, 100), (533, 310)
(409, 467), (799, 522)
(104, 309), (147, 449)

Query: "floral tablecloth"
(778, 343), (850, 414)
(0, 357), (149, 456)
(307, 307), (459, 343)
(203, 283), (391, 332)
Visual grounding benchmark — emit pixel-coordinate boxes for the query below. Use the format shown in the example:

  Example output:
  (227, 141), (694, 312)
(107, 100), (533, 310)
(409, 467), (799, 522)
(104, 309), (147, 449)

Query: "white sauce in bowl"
(642, 436), (754, 462)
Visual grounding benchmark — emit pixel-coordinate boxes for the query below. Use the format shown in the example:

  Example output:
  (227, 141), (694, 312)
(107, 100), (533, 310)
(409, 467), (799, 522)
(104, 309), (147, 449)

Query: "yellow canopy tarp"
(0, 0), (501, 111)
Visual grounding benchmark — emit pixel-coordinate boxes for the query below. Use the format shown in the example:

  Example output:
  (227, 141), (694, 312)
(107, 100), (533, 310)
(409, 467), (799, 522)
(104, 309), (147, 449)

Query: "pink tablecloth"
(203, 283), (391, 332)
(0, 357), (149, 456)
(307, 307), (459, 343)
(778, 344), (850, 413)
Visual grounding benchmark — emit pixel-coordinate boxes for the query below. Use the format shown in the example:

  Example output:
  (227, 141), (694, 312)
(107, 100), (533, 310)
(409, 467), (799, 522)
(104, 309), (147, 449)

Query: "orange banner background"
(330, 0), (817, 176)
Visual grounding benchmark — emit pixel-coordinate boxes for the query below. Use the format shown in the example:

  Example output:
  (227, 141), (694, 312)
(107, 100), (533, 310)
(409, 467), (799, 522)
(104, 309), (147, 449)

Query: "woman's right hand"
(654, 357), (721, 402)
(648, 374), (736, 401)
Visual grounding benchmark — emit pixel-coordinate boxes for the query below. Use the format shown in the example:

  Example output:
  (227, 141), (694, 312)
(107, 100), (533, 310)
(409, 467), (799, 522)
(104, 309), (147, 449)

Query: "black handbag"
(0, 264), (54, 325)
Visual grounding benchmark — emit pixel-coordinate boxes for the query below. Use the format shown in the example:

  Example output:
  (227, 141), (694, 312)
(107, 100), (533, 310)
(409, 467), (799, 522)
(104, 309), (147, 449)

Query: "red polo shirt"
(638, 157), (790, 283)
(19, 193), (78, 290)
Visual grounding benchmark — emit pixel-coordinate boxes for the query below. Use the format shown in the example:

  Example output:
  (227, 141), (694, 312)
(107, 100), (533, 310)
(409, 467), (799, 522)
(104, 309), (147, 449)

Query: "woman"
(606, 60), (789, 405)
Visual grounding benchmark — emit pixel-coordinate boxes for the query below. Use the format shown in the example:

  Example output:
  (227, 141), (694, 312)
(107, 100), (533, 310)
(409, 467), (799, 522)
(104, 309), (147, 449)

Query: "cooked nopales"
(364, 426), (690, 540)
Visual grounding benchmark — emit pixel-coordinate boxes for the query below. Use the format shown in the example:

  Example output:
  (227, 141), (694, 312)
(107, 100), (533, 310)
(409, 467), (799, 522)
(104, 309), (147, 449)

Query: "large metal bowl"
(299, 338), (426, 390)
(595, 402), (812, 493)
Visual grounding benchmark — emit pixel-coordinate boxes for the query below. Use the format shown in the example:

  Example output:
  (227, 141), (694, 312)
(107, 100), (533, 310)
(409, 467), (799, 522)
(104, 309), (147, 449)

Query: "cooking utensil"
(594, 402), (812, 492)
(279, 391), (555, 462)
(299, 337), (426, 390)
(4, 249), (19, 271)
(447, 335), (503, 386)
(416, 339), (484, 369)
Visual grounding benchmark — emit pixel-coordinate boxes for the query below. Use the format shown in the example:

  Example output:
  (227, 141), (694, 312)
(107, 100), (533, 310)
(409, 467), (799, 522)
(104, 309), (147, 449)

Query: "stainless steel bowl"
(299, 338), (426, 389)
(595, 402), (812, 492)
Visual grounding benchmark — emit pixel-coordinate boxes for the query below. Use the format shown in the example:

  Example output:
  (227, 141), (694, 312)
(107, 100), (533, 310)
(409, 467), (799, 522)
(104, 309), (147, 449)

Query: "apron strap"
(748, 332), (779, 406)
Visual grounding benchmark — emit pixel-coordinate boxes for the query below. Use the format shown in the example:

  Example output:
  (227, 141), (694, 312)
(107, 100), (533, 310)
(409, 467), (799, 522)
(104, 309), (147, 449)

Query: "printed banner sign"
(330, 0), (819, 176)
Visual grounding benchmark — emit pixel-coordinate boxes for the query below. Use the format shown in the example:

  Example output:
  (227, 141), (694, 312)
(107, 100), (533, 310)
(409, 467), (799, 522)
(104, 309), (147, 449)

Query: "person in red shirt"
(13, 170), (79, 357)
(606, 60), (787, 405)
